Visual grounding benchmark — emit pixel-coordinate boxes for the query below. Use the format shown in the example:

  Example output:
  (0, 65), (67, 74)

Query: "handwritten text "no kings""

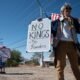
(29, 23), (49, 39)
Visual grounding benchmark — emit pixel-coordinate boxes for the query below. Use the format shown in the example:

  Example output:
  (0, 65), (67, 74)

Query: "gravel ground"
(0, 63), (79, 80)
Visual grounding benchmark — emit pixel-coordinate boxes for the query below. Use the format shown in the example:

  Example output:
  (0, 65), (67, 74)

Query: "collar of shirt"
(60, 14), (64, 21)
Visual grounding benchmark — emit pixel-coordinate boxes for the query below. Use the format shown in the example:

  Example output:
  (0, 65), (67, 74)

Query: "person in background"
(0, 46), (11, 74)
(0, 48), (6, 74)
(51, 3), (80, 80)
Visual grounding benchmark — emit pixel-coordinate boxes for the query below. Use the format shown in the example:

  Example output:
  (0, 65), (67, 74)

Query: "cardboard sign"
(26, 18), (51, 52)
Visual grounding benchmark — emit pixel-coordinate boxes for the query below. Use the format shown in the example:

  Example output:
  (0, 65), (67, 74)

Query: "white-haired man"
(51, 3), (80, 80)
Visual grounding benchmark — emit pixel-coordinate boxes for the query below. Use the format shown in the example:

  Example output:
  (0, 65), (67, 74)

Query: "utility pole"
(36, 0), (44, 67)
(36, 0), (43, 18)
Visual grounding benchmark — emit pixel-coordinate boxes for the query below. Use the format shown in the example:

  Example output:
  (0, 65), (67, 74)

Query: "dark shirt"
(51, 17), (80, 37)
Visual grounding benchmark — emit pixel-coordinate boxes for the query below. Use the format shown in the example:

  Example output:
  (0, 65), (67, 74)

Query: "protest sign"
(26, 18), (51, 52)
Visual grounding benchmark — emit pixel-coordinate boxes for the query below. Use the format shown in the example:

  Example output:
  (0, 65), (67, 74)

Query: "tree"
(31, 52), (41, 60)
(6, 49), (23, 67)
(31, 52), (41, 65)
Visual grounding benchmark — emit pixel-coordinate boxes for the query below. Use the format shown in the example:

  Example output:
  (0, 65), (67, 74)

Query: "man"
(0, 49), (6, 74)
(51, 3), (80, 80)
(0, 46), (11, 74)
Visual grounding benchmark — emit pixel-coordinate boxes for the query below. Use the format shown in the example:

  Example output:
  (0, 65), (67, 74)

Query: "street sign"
(26, 18), (51, 52)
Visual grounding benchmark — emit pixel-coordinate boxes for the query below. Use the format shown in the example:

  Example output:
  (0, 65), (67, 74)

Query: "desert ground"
(0, 65), (79, 80)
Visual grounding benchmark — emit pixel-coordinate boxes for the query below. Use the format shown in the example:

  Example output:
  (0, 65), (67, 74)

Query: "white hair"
(61, 3), (72, 12)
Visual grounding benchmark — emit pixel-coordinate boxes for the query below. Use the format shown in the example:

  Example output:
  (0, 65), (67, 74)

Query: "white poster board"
(26, 18), (51, 52)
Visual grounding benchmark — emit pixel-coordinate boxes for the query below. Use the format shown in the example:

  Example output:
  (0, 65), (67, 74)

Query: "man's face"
(63, 7), (71, 17)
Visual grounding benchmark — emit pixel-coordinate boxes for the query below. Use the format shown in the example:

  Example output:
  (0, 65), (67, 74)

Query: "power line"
(11, 44), (26, 49)
(7, 38), (27, 47)
(4, 1), (80, 49)
(6, 1), (44, 48)
(36, 0), (49, 18)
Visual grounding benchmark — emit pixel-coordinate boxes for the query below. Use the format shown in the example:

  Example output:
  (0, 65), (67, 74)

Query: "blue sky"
(0, 0), (80, 59)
